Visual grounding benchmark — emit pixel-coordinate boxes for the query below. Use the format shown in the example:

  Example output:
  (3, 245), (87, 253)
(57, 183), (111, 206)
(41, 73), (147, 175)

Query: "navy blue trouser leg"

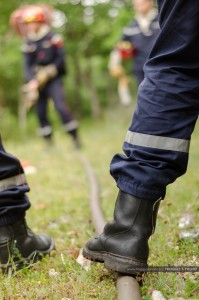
(0, 136), (30, 225)
(36, 78), (73, 127)
(36, 77), (76, 137)
(47, 78), (74, 124)
(110, 0), (199, 200)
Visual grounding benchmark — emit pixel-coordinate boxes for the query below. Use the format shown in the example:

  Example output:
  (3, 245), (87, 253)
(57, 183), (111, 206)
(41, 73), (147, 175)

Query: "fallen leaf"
(76, 248), (91, 271)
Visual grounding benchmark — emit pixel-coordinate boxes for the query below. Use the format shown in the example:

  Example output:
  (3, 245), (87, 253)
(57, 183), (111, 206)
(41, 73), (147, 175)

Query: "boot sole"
(0, 238), (55, 274)
(83, 245), (147, 275)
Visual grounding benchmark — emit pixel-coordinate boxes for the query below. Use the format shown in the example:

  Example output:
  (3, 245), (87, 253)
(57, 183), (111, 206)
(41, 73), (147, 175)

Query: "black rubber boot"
(0, 218), (55, 273)
(83, 191), (161, 275)
(68, 129), (82, 149)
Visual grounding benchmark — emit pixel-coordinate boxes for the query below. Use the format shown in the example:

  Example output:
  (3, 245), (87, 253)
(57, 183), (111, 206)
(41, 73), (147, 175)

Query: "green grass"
(1, 105), (198, 299)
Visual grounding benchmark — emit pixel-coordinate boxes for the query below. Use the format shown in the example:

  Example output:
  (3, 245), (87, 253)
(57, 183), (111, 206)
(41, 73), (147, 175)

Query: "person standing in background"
(19, 5), (81, 148)
(109, 0), (160, 105)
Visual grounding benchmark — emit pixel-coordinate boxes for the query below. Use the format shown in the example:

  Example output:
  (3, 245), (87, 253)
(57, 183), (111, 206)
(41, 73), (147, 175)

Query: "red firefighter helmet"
(10, 5), (54, 36)
(22, 6), (46, 24)
(117, 41), (137, 60)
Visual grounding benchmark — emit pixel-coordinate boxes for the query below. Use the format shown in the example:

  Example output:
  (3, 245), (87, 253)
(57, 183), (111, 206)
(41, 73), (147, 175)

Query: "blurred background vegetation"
(0, 0), (136, 140)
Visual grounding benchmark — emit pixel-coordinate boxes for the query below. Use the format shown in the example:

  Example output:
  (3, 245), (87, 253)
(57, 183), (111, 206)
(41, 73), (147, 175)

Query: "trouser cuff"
(0, 212), (25, 226)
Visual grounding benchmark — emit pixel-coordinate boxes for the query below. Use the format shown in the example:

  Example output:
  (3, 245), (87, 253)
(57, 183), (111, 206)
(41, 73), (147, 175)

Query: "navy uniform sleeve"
(21, 42), (37, 81)
(50, 33), (67, 75)
(121, 21), (139, 43)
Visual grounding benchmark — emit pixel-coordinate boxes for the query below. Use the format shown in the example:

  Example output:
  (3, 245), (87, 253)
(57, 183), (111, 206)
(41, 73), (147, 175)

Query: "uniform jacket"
(22, 25), (66, 82)
(121, 9), (160, 79)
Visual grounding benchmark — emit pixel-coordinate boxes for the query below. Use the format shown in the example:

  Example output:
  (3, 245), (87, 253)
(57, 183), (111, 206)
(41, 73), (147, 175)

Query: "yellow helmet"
(23, 6), (46, 24)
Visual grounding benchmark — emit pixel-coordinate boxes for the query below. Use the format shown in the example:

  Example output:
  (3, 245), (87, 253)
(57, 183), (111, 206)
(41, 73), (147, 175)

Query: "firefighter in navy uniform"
(109, 0), (160, 89)
(0, 136), (55, 272)
(21, 6), (81, 148)
(123, 0), (160, 85)
(83, 0), (199, 275)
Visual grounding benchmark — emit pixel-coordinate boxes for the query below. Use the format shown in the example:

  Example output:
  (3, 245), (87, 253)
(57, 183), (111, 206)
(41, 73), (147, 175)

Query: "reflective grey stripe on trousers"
(125, 131), (190, 153)
(0, 174), (27, 192)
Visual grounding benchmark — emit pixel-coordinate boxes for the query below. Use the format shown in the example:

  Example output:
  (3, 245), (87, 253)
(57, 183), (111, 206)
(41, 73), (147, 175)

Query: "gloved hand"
(35, 64), (58, 88)
(109, 65), (125, 78)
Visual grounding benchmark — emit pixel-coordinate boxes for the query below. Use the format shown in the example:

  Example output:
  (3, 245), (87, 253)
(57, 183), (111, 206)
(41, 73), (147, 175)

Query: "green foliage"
(0, 36), (23, 110)
(0, 108), (19, 141)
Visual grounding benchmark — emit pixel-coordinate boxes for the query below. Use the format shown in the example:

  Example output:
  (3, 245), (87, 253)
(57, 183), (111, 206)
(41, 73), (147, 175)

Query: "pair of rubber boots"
(44, 129), (81, 149)
(0, 218), (55, 273)
(83, 191), (161, 275)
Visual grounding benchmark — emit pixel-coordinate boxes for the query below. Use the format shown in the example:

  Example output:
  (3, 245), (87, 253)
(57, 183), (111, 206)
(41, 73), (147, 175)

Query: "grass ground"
(0, 104), (198, 299)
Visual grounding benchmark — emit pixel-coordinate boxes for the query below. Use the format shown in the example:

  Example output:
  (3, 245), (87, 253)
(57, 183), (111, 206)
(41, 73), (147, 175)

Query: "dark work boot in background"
(68, 128), (82, 149)
(0, 218), (55, 273)
(83, 190), (161, 275)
